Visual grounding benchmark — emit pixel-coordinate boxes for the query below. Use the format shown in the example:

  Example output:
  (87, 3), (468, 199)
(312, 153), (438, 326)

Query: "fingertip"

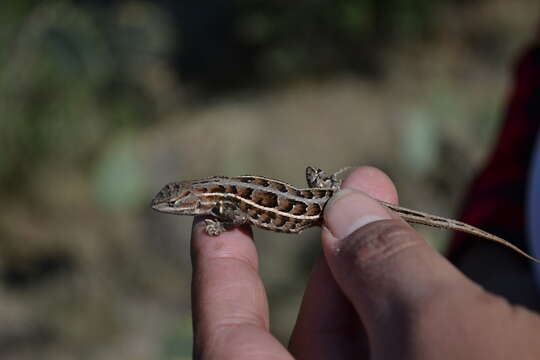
(341, 166), (398, 204)
(190, 218), (281, 357)
(322, 217), (469, 332)
(191, 217), (257, 268)
(323, 190), (393, 244)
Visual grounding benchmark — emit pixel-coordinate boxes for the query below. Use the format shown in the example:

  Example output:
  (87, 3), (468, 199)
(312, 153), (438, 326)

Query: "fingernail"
(324, 190), (392, 241)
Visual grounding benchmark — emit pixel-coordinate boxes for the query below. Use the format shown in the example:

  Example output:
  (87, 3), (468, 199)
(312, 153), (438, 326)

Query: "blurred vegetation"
(235, 0), (443, 79)
(0, 0), (538, 358)
(0, 1), (166, 192)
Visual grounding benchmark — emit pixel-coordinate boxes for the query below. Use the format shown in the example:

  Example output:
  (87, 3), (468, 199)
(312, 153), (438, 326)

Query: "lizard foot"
(204, 219), (227, 236)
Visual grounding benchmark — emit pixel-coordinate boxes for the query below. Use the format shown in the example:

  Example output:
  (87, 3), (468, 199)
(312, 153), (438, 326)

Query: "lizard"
(151, 166), (540, 264)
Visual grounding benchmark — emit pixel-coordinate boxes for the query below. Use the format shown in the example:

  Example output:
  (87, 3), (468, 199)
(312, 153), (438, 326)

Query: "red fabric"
(449, 42), (540, 260)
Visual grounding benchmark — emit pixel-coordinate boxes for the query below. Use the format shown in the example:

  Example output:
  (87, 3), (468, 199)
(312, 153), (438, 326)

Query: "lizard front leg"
(204, 200), (249, 236)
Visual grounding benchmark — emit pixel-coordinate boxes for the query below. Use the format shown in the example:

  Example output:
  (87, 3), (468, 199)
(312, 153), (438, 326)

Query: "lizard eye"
(211, 206), (220, 216)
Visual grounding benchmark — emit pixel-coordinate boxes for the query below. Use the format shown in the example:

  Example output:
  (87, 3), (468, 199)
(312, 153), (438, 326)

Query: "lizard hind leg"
(306, 166), (349, 189)
(306, 166), (319, 187)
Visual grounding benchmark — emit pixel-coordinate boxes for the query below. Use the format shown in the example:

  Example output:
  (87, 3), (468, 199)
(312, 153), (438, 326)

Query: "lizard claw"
(204, 219), (226, 236)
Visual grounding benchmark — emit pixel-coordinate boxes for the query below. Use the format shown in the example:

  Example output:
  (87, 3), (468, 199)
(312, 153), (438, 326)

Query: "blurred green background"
(0, 0), (538, 358)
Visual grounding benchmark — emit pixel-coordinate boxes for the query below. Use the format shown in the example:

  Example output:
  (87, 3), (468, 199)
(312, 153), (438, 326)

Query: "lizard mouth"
(151, 201), (172, 213)
(151, 202), (188, 214)
(151, 200), (199, 215)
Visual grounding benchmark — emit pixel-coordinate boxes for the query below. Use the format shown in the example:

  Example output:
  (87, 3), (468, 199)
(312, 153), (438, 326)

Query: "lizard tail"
(381, 201), (540, 265)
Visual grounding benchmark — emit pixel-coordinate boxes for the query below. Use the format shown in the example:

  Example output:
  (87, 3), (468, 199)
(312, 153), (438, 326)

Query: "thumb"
(321, 189), (478, 348)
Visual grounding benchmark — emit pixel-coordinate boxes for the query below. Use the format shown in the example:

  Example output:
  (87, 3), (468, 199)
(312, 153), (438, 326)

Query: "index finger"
(191, 218), (292, 359)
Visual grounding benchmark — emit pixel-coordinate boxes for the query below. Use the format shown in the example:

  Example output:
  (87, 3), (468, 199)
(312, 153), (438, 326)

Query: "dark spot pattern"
(237, 187), (253, 199)
(196, 177), (222, 184)
(205, 195), (221, 203)
(291, 202), (307, 215)
(300, 190), (314, 199)
(243, 206), (319, 232)
(225, 185), (237, 194)
(236, 199), (248, 211)
(259, 213), (271, 224)
(252, 178), (270, 186)
(247, 207), (259, 219)
(286, 188), (301, 197)
(252, 190), (278, 207)
(311, 189), (328, 198)
(208, 184), (225, 193)
(306, 203), (322, 216)
(273, 216), (287, 227)
(270, 182), (287, 192)
(283, 221), (296, 232)
(276, 197), (294, 212)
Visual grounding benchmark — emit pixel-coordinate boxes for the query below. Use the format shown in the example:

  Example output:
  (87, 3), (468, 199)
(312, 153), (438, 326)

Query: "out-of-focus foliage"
(0, 0), (538, 359)
(0, 1), (172, 190)
(236, 0), (443, 78)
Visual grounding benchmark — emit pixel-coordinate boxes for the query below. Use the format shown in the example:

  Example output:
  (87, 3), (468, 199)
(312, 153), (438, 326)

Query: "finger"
(191, 218), (292, 360)
(289, 166), (398, 359)
(289, 255), (368, 359)
(322, 190), (479, 357)
(341, 166), (399, 204)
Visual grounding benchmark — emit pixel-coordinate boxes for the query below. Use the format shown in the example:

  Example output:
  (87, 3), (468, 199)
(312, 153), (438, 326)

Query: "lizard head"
(151, 181), (210, 215)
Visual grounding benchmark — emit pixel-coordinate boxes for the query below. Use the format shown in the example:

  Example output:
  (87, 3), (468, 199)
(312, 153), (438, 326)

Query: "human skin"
(190, 166), (540, 360)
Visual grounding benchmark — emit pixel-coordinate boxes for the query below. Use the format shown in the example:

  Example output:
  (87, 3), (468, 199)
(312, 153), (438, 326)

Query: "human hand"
(190, 166), (540, 359)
